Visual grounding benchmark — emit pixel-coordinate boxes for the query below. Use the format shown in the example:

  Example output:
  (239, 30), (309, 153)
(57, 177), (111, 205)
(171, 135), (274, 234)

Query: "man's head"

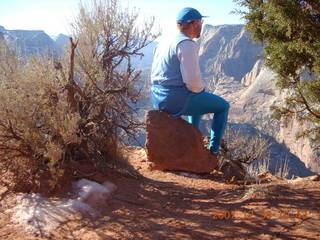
(176, 7), (207, 38)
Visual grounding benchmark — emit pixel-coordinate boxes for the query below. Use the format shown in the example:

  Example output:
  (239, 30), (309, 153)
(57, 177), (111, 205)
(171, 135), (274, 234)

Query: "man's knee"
(224, 99), (230, 111)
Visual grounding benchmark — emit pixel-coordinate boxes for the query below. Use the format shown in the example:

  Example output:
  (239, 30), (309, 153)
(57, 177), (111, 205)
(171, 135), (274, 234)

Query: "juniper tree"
(234, 0), (320, 150)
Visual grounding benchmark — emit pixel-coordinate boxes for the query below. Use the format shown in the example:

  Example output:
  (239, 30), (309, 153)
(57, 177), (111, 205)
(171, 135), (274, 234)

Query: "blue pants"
(183, 91), (230, 153)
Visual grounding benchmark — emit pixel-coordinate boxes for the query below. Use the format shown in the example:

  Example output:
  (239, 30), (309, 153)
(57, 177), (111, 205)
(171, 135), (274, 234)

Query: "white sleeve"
(177, 40), (205, 93)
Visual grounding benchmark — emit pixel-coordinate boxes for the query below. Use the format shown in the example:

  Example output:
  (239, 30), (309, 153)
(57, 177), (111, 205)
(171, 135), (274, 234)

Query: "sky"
(0, 0), (245, 37)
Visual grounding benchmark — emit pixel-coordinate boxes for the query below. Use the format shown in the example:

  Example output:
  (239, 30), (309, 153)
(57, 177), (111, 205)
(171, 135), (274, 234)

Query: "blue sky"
(0, 0), (245, 36)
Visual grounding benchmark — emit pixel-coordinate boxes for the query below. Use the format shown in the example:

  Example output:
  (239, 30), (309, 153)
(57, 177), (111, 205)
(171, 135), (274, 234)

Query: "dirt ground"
(1, 146), (320, 240)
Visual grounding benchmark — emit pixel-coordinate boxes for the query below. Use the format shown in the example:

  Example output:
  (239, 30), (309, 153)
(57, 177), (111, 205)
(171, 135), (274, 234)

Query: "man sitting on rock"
(150, 7), (230, 155)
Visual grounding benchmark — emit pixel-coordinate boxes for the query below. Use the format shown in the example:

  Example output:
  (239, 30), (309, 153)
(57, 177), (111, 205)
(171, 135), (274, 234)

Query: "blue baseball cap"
(176, 7), (208, 24)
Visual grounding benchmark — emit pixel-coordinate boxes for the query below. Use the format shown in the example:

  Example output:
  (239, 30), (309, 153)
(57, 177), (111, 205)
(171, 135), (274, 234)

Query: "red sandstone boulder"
(145, 110), (218, 173)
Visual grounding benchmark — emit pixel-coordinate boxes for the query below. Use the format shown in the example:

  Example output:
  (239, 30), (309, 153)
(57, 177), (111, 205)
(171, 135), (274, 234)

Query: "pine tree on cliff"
(234, 0), (320, 150)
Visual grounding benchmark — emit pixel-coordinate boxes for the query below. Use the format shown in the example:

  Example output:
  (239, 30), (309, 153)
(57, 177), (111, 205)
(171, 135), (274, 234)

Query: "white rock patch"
(7, 179), (116, 237)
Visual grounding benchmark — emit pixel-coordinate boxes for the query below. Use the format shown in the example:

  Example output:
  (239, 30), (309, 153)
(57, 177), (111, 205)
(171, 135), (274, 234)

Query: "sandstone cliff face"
(199, 25), (279, 135)
(199, 24), (319, 173)
(278, 103), (320, 172)
(199, 25), (263, 85)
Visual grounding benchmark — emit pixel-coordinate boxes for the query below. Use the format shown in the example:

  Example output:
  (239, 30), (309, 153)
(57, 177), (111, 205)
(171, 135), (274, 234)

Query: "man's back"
(151, 34), (192, 87)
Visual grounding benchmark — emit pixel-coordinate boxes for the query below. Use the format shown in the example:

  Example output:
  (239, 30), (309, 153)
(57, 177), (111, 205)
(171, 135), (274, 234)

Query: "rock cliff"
(7, 29), (58, 56)
(0, 26), (67, 57)
(199, 24), (319, 173)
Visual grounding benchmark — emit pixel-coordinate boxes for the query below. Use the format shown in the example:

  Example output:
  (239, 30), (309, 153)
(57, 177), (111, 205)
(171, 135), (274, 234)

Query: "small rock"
(218, 159), (246, 182)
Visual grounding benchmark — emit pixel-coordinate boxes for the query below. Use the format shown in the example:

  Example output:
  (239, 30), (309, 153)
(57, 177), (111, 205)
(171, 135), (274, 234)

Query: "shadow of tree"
(68, 167), (320, 240)
(2, 149), (319, 240)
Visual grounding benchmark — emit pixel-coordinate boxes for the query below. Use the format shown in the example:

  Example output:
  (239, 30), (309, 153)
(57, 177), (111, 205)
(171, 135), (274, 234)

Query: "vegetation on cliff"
(235, 0), (320, 150)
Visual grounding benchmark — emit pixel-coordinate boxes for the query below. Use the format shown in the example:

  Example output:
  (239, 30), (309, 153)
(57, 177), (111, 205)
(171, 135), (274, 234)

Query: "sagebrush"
(223, 127), (271, 165)
(0, 0), (158, 193)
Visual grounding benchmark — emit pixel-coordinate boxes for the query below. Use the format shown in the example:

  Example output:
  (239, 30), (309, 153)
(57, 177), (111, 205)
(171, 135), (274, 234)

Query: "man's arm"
(177, 40), (205, 93)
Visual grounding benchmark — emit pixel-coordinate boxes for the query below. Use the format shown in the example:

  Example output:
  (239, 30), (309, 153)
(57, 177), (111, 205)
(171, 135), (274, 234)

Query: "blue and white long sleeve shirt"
(150, 33), (204, 117)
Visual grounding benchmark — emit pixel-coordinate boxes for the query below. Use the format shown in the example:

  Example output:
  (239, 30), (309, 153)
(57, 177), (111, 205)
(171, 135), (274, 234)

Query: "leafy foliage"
(234, 0), (320, 150)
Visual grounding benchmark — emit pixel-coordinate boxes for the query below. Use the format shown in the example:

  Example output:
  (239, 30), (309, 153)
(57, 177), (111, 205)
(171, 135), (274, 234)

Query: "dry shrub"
(223, 127), (271, 165)
(242, 184), (281, 200)
(275, 155), (289, 179)
(63, 0), (158, 159)
(223, 127), (290, 180)
(0, 42), (80, 192)
(0, 0), (158, 194)
(245, 158), (270, 180)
